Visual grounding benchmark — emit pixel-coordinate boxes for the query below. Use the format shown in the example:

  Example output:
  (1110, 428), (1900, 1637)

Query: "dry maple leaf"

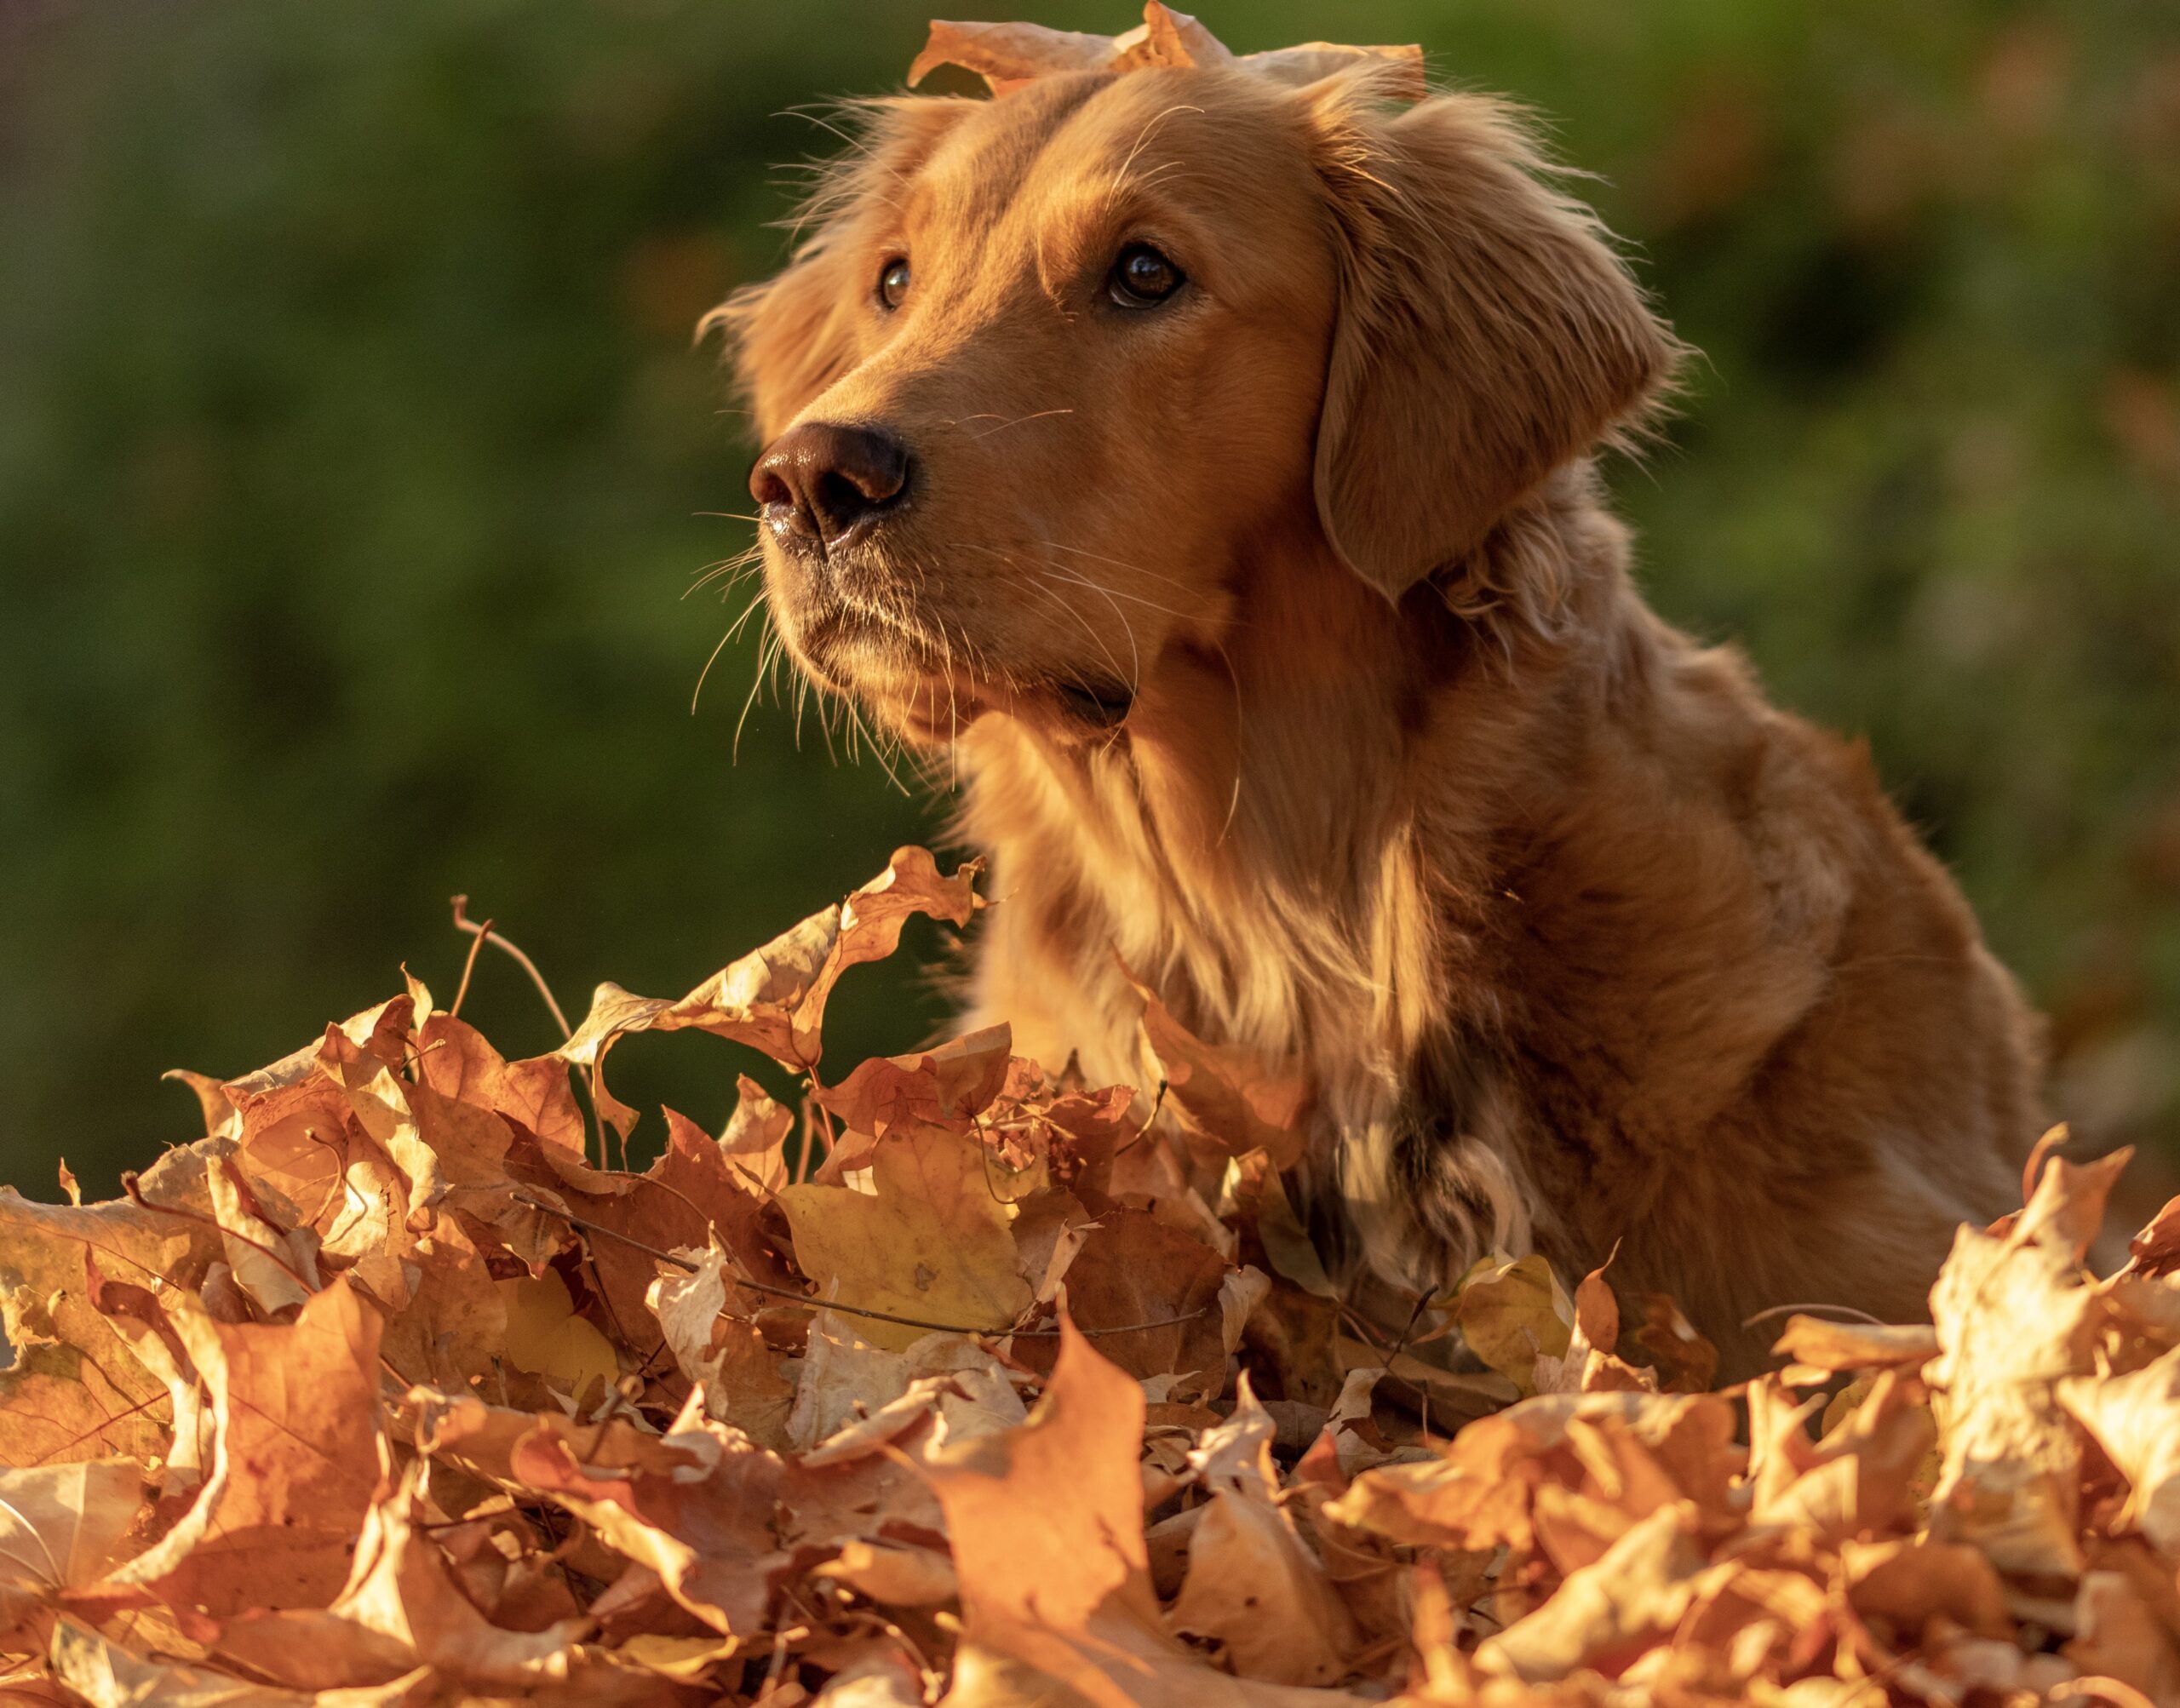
(0, 1460), (143, 1642)
(510, 1396), (789, 1640)
(99, 1284), (386, 1623)
(813, 1025), (1013, 1142)
(2065, 1569), (2180, 1702)
(2126, 1194), (2180, 1279)
(1770, 1314), (1939, 1384)
(207, 1461), (587, 1692)
(558, 1103), (799, 1378)
(1454, 1252), (1574, 1394)
(779, 1124), (1034, 1351)
(909, 3), (1426, 105)
(2057, 1342), (2180, 1556)
(1168, 1488), (1359, 1686)
(1530, 1254), (1656, 1396)
(1169, 1380), (1357, 1685)
(646, 1245), (797, 1448)
(559, 846), (982, 1128)
(788, 1315), (1024, 1460)
(1022, 1206), (1231, 1396)
(1474, 1499), (1714, 1685)
(1625, 1292), (1720, 1394)
(0, 1151), (222, 1467)
(1745, 1368), (1935, 1542)
(1840, 1536), (2011, 1647)
(1925, 1149), (2129, 1576)
(46, 1617), (355, 1708)
(1328, 1388), (1738, 1560)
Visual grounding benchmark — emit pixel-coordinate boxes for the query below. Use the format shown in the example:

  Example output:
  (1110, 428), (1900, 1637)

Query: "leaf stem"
(449, 914), (493, 1020)
(450, 896), (572, 1040)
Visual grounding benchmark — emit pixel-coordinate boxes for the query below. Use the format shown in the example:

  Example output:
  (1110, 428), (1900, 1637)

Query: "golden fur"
(714, 60), (2045, 1375)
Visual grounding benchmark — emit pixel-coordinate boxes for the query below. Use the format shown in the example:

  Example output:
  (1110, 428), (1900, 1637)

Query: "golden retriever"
(711, 9), (2045, 1375)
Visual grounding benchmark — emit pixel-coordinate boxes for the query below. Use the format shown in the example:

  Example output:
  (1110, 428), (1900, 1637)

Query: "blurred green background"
(3, 0), (2175, 1201)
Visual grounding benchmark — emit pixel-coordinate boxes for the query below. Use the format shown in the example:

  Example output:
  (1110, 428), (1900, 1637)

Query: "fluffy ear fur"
(1302, 72), (1678, 605)
(702, 97), (972, 440)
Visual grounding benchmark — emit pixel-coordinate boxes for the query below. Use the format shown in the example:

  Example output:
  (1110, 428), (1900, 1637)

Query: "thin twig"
(510, 1191), (1208, 1342)
(1108, 1080), (1169, 1161)
(123, 1171), (317, 1290)
(450, 896), (572, 1040)
(450, 916), (493, 1020)
(1385, 1286), (1442, 1371)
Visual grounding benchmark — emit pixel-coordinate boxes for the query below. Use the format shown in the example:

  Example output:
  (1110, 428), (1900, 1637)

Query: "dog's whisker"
(1036, 537), (1197, 594)
(938, 620), (961, 786)
(938, 409), (1077, 442)
(846, 697), (914, 796)
(732, 617), (781, 764)
(1037, 561), (1194, 621)
(967, 547), (1142, 688)
(726, 588), (771, 642)
(683, 563), (760, 602)
(1109, 156), (1193, 208)
(691, 593), (760, 719)
(688, 551), (776, 605)
(1209, 639), (1248, 847)
(1028, 586), (1134, 696)
(961, 546), (1139, 693)
(781, 105), (863, 155)
(1055, 565), (1141, 692)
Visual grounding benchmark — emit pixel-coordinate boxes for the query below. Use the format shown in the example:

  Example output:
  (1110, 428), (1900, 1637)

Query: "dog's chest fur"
(954, 696), (1526, 1296)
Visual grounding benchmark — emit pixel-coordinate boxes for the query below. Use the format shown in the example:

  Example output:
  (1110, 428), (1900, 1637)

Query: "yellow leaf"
(780, 1126), (1030, 1352)
(617, 1634), (742, 1681)
(1456, 1252), (1573, 1391)
(495, 1270), (617, 1399)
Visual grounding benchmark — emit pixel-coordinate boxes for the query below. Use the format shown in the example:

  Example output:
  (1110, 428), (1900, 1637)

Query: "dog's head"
(714, 19), (1673, 749)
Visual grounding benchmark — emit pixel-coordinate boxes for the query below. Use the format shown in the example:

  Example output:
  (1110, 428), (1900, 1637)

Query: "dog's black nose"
(749, 421), (910, 553)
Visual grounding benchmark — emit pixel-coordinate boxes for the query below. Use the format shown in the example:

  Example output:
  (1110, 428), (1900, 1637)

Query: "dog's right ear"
(702, 98), (971, 441)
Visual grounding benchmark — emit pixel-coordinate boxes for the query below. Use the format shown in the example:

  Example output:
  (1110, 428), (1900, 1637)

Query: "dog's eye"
(876, 257), (910, 311)
(1109, 244), (1184, 308)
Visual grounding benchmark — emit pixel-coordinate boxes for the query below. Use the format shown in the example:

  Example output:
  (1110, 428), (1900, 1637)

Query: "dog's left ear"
(1302, 74), (1678, 602)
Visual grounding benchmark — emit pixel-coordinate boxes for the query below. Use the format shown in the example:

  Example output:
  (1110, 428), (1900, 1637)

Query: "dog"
(711, 10), (2045, 1376)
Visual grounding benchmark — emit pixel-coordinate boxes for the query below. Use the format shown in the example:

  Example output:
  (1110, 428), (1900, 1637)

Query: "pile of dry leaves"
(5, 848), (2180, 1708)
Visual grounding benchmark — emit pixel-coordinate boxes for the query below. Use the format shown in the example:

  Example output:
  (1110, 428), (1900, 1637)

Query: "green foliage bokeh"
(2, 0), (2175, 1198)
